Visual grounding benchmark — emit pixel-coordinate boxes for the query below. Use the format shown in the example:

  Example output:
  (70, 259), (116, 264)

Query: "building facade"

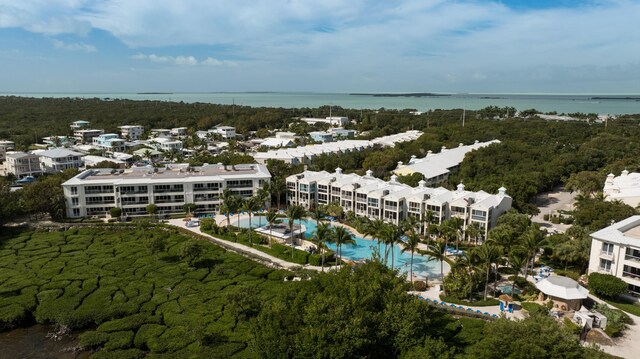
(119, 125), (145, 140)
(70, 120), (90, 130)
(212, 126), (237, 139)
(93, 134), (126, 152)
(286, 168), (512, 237)
(74, 129), (104, 144)
(38, 148), (84, 173)
(0, 140), (15, 161)
(588, 216), (640, 297)
(603, 170), (640, 208)
(5, 152), (43, 178)
(62, 163), (271, 218)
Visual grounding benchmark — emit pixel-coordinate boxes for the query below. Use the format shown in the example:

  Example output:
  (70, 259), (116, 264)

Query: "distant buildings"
(286, 168), (512, 236)
(394, 140), (500, 186)
(211, 125), (237, 140)
(119, 125), (145, 140)
(170, 127), (188, 137)
(253, 130), (422, 165)
(70, 120), (90, 130)
(151, 138), (183, 152)
(309, 131), (334, 143)
(150, 129), (172, 138)
(300, 116), (350, 126)
(4, 152), (42, 178)
(38, 148), (84, 173)
(0, 140), (15, 162)
(604, 170), (640, 208)
(74, 129), (104, 144)
(588, 215), (640, 297)
(62, 163), (271, 218)
(93, 134), (126, 152)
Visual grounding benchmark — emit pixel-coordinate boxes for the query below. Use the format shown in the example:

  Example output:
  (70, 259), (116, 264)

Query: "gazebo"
(535, 276), (589, 311)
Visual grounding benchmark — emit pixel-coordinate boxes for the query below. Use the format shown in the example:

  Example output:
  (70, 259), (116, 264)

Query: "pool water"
(497, 285), (522, 295)
(234, 216), (449, 279)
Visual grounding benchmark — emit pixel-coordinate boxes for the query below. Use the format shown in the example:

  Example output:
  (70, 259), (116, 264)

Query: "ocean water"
(3, 92), (640, 114)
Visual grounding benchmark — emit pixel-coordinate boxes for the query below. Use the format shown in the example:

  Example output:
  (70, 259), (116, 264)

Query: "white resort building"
(62, 163), (271, 218)
(603, 170), (640, 208)
(38, 148), (84, 173)
(394, 140), (500, 186)
(4, 152), (43, 178)
(589, 215), (640, 297)
(119, 125), (145, 140)
(286, 168), (512, 237)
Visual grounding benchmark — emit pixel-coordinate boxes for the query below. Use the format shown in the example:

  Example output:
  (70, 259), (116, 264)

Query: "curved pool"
(233, 216), (449, 280)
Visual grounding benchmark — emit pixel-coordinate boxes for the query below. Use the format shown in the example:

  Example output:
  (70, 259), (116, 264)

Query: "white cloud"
(201, 57), (236, 66)
(52, 39), (96, 52)
(131, 53), (232, 67)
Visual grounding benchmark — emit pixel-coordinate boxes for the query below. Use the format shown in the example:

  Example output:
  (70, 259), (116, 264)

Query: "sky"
(0, 0), (639, 93)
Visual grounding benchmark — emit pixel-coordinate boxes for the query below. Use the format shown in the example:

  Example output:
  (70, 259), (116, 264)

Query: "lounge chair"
(476, 310), (482, 313)
(458, 306), (464, 309)
(484, 312), (490, 315)
(450, 304), (456, 307)
(467, 308), (473, 311)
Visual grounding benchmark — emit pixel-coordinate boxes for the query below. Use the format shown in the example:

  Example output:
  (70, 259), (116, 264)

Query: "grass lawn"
(0, 227), (291, 358)
(602, 298), (640, 317)
(439, 294), (500, 307)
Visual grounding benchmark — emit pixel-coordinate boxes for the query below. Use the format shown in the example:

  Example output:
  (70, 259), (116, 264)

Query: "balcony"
(122, 200), (149, 205)
(86, 201), (115, 206)
(625, 255), (640, 263)
(153, 188), (183, 193)
(623, 271), (640, 283)
(600, 251), (615, 261)
(120, 190), (148, 195)
(85, 190), (114, 195)
(597, 268), (612, 275)
(384, 205), (399, 212)
(194, 187), (220, 192)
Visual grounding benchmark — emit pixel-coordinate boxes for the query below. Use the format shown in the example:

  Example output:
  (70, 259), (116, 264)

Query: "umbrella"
(499, 294), (513, 303)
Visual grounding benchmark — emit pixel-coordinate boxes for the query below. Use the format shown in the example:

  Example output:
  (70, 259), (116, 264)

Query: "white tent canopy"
(535, 276), (589, 300)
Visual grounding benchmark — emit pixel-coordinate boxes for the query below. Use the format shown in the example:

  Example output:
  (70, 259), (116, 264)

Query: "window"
(71, 198), (79, 206)
(602, 242), (614, 255)
(471, 209), (486, 221)
(599, 259), (612, 273)
(72, 208), (80, 217)
(70, 186), (77, 195)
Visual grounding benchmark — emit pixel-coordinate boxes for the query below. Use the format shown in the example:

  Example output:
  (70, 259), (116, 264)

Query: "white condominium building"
(119, 125), (145, 140)
(603, 170), (640, 208)
(211, 125), (237, 140)
(589, 216), (640, 297)
(0, 140), (15, 161)
(62, 163), (271, 218)
(286, 168), (512, 237)
(38, 148), (84, 173)
(394, 140), (500, 186)
(74, 129), (104, 144)
(4, 152), (43, 178)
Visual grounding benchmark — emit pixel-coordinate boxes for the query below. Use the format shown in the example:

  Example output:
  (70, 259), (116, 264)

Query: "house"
(394, 140), (500, 186)
(133, 148), (163, 162)
(150, 129), (172, 138)
(74, 129), (104, 144)
(83, 155), (125, 168)
(119, 125), (145, 140)
(4, 152), (43, 178)
(70, 120), (90, 130)
(588, 215), (640, 297)
(151, 138), (183, 153)
(211, 125), (237, 140)
(0, 140), (15, 161)
(62, 163), (271, 218)
(328, 128), (356, 139)
(286, 168), (512, 236)
(93, 134), (126, 152)
(42, 136), (73, 147)
(38, 148), (84, 173)
(170, 127), (188, 137)
(603, 170), (640, 208)
(309, 131), (334, 143)
(259, 138), (296, 148)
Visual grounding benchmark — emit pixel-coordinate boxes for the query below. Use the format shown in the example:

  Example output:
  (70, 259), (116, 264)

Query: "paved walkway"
(532, 186), (575, 233)
(413, 285), (526, 320)
(168, 218), (333, 272)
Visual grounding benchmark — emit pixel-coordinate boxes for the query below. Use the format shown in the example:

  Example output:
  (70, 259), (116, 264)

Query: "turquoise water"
(497, 285), (522, 295)
(234, 216), (449, 279)
(6, 92), (640, 114)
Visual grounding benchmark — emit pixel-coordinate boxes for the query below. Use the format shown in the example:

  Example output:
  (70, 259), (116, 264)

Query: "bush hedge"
(589, 272), (628, 298)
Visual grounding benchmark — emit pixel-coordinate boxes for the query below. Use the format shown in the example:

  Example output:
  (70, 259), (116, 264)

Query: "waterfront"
(3, 92), (640, 115)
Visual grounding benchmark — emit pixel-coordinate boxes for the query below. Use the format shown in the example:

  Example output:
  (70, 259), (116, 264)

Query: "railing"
(598, 268), (612, 275)
(153, 188), (183, 193)
(600, 251), (615, 260)
(625, 255), (640, 263)
(86, 201), (115, 205)
(471, 215), (486, 221)
(622, 271), (640, 282)
(85, 190), (113, 195)
(122, 201), (149, 205)
(120, 190), (148, 195)
(384, 206), (399, 211)
(193, 187), (220, 192)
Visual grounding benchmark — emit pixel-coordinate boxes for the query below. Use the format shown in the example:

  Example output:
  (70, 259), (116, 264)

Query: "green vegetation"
(0, 227), (290, 356)
(592, 303), (632, 338)
(588, 273), (628, 298)
(520, 302), (549, 316)
(438, 295), (500, 307)
(602, 298), (640, 317)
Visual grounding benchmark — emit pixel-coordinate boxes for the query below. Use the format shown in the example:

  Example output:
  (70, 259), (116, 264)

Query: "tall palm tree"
(314, 222), (333, 271)
(521, 224), (546, 280)
(426, 241), (448, 296)
(286, 205), (305, 258)
(423, 209), (435, 239)
(509, 252), (527, 296)
(310, 205), (326, 229)
(456, 249), (479, 301)
(465, 222), (484, 245)
(268, 177), (286, 210)
(234, 197), (244, 229)
(333, 226), (355, 265)
(487, 226), (516, 260)
(384, 224), (403, 270)
(477, 244), (502, 301)
(242, 197), (261, 245)
(401, 231), (421, 286)
(265, 210), (280, 248)
(220, 202), (232, 228)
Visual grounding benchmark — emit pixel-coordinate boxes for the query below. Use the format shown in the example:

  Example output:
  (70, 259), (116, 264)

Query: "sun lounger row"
(418, 296), (498, 318)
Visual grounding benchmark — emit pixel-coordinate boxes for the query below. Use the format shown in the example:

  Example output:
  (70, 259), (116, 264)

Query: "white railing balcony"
(622, 271), (640, 282)
(600, 251), (615, 261)
(598, 268), (612, 275)
(625, 255), (640, 263)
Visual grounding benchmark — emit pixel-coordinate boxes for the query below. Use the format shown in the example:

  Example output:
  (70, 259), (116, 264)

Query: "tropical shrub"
(589, 273), (628, 298)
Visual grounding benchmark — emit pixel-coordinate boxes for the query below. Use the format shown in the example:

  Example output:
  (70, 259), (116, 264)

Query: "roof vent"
(498, 186), (507, 196)
(418, 180), (426, 188)
(336, 167), (343, 174)
(365, 169), (373, 177)
(457, 183), (465, 192)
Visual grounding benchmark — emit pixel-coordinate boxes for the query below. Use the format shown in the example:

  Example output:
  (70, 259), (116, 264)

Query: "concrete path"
(168, 218), (333, 272)
(532, 186), (575, 233)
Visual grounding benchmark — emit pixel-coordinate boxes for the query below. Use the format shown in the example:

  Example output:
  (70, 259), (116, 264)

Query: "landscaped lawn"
(0, 227), (290, 358)
(603, 298), (640, 317)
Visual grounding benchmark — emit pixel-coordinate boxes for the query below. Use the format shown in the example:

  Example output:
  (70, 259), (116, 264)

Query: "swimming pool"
(233, 216), (449, 279)
(497, 284), (522, 295)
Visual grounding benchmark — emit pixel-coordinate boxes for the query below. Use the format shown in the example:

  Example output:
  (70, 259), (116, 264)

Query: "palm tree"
(521, 224), (546, 280)
(383, 224), (403, 270)
(333, 226), (355, 265)
(265, 210), (280, 248)
(314, 222), (333, 271)
(456, 249), (479, 301)
(425, 241), (448, 296)
(401, 231), (421, 286)
(477, 244), (502, 301)
(242, 197), (261, 245)
(268, 177), (286, 210)
(423, 209), (435, 239)
(220, 202), (232, 228)
(465, 222), (484, 245)
(286, 205), (305, 258)
(509, 252), (527, 296)
(488, 226), (516, 260)
(310, 205), (325, 229)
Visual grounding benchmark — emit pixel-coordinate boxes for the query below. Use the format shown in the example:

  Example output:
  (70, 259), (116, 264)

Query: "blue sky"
(0, 0), (639, 93)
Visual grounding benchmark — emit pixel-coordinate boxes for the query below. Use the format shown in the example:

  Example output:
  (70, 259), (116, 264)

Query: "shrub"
(563, 317), (582, 335)
(79, 330), (110, 349)
(134, 324), (167, 349)
(103, 330), (135, 351)
(110, 208), (122, 218)
(521, 302), (548, 316)
(308, 254), (322, 266)
(589, 273), (628, 298)
(200, 218), (218, 232)
(413, 281), (427, 291)
(292, 249), (310, 265)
